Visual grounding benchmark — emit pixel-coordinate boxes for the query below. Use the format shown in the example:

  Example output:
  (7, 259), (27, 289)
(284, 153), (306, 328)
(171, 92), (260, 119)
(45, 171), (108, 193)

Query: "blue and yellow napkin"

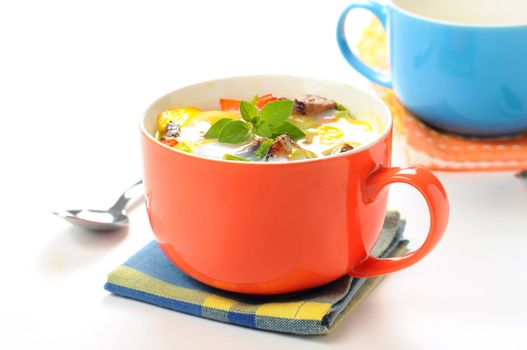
(104, 211), (408, 335)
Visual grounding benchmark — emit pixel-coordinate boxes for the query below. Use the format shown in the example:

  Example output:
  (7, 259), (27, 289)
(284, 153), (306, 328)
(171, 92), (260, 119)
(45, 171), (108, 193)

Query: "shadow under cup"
(140, 76), (449, 295)
(337, 0), (527, 137)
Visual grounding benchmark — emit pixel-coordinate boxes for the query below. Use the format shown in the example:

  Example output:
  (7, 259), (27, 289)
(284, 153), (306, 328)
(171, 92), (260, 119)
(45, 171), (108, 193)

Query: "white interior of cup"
(142, 75), (391, 162)
(392, 0), (527, 27)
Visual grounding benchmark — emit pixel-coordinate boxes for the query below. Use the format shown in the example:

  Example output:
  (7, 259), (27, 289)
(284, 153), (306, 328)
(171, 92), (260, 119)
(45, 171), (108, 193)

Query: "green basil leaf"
(240, 100), (259, 123)
(260, 99), (294, 127)
(223, 154), (250, 162)
(250, 95), (259, 104)
(255, 121), (273, 138)
(218, 120), (252, 144)
(204, 118), (233, 138)
(271, 121), (306, 140)
(253, 138), (273, 159)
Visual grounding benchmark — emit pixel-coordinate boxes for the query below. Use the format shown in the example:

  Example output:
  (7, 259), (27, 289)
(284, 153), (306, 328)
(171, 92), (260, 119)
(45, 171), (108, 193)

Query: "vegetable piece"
(204, 118), (233, 138)
(240, 101), (260, 123)
(254, 121), (273, 138)
(174, 141), (194, 153)
(290, 149), (317, 160)
(218, 120), (252, 144)
(223, 154), (250, 162)
(335, 102), (350, 118)
(161, 138), (178, 147)
(261, 99), (294, 127)
(271, 121), (305, 140)
(256, 94), (278, 109)
(253, 138), (273, 159)
(295, 148), (316, 159)
(157, 107), (199, 132)
(220, 98), (241, 111)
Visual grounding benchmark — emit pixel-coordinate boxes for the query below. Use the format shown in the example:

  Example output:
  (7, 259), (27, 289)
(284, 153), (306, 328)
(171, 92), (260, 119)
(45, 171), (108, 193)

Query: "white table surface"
(1, 0), (526, 349)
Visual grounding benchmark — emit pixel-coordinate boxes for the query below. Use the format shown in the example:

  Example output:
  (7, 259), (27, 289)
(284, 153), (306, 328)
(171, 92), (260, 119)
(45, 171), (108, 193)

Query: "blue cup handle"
(337, 1), (392, 88)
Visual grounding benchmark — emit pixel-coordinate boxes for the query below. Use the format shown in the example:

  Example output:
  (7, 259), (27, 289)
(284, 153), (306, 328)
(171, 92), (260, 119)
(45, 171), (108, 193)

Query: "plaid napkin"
(104, 211), (408, 335)
(358, 19), (527, 171)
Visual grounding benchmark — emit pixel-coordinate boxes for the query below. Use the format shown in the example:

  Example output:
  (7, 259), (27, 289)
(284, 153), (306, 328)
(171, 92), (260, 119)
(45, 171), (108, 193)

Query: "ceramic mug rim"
(389, 0), (527, 29)
(139, 74), (393, 166)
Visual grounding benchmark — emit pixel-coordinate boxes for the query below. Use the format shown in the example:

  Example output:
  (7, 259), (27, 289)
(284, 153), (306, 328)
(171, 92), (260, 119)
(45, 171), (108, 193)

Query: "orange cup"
(140, 75), (449, 295)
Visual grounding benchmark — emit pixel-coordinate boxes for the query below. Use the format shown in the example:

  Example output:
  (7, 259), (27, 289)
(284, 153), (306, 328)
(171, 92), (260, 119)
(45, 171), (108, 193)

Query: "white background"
(1, 0), (526, 349)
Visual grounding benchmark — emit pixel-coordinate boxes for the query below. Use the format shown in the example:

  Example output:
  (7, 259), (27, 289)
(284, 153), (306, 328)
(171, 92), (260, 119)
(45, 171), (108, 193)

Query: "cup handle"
(350, 166), (449, 277)
(337, 0), (392, 88)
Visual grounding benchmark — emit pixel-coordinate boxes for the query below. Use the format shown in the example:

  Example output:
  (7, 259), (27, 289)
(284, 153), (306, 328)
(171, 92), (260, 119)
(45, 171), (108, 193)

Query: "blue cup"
(337, 0), (527, 137)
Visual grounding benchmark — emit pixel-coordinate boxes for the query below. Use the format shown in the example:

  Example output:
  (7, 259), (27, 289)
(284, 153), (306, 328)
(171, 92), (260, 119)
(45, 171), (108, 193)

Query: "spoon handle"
(109, 180), (144, 212)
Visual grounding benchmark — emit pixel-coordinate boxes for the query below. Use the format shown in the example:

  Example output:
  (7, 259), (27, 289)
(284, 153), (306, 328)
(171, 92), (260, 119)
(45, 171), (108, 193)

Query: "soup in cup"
(154, 91), (379, 162)
(141, 75), (449, 295)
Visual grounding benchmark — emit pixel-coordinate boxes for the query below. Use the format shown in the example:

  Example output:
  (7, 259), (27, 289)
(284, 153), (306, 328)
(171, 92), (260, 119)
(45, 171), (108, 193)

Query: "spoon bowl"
(52, 180), (143, 232)
(52, 209), (129, 232)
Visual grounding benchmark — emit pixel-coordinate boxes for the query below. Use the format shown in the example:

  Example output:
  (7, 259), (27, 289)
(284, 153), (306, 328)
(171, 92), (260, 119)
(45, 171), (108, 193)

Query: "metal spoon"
(52, 180), (144, 232)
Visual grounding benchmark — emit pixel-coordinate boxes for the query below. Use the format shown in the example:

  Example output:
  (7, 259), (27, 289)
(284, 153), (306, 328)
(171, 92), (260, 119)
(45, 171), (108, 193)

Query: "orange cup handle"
(350, 166), (449, 277)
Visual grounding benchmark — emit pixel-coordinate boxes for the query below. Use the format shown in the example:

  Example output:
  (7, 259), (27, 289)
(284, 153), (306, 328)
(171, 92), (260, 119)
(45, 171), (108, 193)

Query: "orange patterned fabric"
(357, 19), (527, 171)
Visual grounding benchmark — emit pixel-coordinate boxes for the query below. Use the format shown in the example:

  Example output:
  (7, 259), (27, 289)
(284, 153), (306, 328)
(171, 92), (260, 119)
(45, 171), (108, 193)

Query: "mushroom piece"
(267, 134), (315, 160)
(325, 143), (355, 156)
(339, 143), (354, 153)
(163, 121), (181, 139)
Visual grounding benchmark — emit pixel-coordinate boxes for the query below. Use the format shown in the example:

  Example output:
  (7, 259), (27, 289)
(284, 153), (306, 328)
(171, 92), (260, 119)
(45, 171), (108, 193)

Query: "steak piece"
(294, 95), (337, 115)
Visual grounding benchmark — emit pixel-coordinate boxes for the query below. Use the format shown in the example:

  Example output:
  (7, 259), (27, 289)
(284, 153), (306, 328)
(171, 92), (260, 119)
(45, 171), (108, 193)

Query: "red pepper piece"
(220, 98), (241, 111)
(161, 138), (179, 147)
(256, 94), (278, 109)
